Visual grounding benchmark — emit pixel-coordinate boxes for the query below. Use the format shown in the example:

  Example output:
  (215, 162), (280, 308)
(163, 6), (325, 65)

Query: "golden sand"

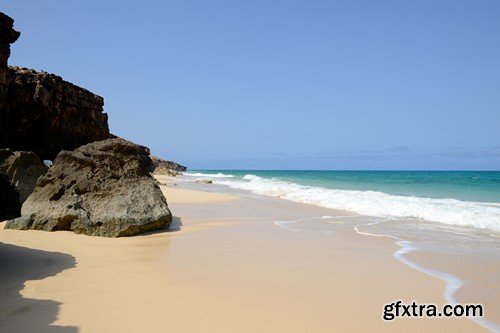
(0, 183), (487, 332)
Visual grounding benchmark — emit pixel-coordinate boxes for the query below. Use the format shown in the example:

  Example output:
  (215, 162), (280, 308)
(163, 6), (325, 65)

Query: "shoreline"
(352, 216), (500, 331)
(183, 172), (500, 330)
(0, 179), (493, 332)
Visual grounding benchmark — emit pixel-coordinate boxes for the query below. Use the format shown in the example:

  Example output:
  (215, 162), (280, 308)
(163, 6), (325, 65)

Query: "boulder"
(195, 179), (213, 184)
(6, 138), (172, 237)
(0, 149), (48, 202)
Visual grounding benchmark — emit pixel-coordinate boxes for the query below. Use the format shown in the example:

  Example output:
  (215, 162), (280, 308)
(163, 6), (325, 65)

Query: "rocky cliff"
(0, 12), (19, 109)
(1, 12), (183, 235)
(0, 13), (110, 161)
(2, 67), (110, 160)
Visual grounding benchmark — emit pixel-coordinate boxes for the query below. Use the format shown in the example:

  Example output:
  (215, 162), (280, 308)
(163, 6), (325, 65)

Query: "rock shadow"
(0, 242), (78, 332)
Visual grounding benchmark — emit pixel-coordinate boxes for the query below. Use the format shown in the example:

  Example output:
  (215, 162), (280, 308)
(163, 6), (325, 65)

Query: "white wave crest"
(242, 174), (262, 181)
(216, 175), (500, 232)
(184, 172), (234, 178)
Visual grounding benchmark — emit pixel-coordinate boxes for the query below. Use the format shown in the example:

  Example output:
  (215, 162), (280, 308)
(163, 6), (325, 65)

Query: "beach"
(1, 2), (498, 332)
(0, 177), (493, 332)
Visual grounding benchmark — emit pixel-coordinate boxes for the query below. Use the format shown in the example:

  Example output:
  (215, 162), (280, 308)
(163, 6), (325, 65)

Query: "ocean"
(180, 170), (500, 331)
(184, 170), (500, 233)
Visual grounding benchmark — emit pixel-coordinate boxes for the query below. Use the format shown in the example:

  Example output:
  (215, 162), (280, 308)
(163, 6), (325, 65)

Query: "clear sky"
(4, 0), (500, 170)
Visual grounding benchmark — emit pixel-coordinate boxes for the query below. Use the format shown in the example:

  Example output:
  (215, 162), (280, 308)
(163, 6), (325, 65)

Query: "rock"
(195, 179), (213, 184)
(0, 148), (47, 220)
(0, 13), (19, 144)
(1, 67), (111, 160)
(0, 12), (111, 160)
(0, 148), (48, 203)
(150, 155), (187, 175)
(0, 172), (20, 220)
(6, 138), (172, 237)
(0, 12), (20, 94)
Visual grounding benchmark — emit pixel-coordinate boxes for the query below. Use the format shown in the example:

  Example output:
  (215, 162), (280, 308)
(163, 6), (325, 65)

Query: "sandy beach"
(0, 179), (490, 332)
(1, 2), (498, 332)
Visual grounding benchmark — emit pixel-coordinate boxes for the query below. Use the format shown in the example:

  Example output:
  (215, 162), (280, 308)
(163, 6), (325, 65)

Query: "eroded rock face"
(6, 138), (172, 237)
(150, 155), (187, 175)
(0, 12), (19, 130)
(0, 12), (19, 91)
(0, 149), (48, 203)
(1, 67), (111, 160)
(0, 12), (110, 160)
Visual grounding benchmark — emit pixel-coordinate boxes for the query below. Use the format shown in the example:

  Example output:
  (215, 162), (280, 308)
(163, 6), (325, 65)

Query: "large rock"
(0, 149), (48, 203)
(0, 12), (111, 160)
(6, 138), (172, 237)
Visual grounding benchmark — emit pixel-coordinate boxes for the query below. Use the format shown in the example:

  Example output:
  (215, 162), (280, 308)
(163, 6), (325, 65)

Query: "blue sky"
(4, 0), (500, 170)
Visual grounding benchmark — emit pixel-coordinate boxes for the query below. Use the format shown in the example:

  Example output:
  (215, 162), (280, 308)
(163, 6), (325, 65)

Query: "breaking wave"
(211, 174), (500, 232)
(184, 172), (234, 178)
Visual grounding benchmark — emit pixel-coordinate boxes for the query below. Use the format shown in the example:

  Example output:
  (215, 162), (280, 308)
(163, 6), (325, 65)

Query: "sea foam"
(183, 172), (234, 178)
(207, 174), (500, 232)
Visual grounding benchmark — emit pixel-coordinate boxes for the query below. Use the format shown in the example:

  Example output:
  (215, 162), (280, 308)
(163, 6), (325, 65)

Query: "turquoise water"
(185, 170), (500, 232)
(193, 170), (500, 202)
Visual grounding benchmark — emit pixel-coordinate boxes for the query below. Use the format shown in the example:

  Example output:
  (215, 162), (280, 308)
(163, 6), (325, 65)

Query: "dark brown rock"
(0, 12), (20, 90)
(0, 172), (20, 220)
(0, 148), (48, 203)
(6, 138), (172, 237)
(1, 67), (111, 160)
(150, 155), (187, 175)
(0, 12), (20, 124)
(195, 179), (213, 184)
(0, 12), (111, 160)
